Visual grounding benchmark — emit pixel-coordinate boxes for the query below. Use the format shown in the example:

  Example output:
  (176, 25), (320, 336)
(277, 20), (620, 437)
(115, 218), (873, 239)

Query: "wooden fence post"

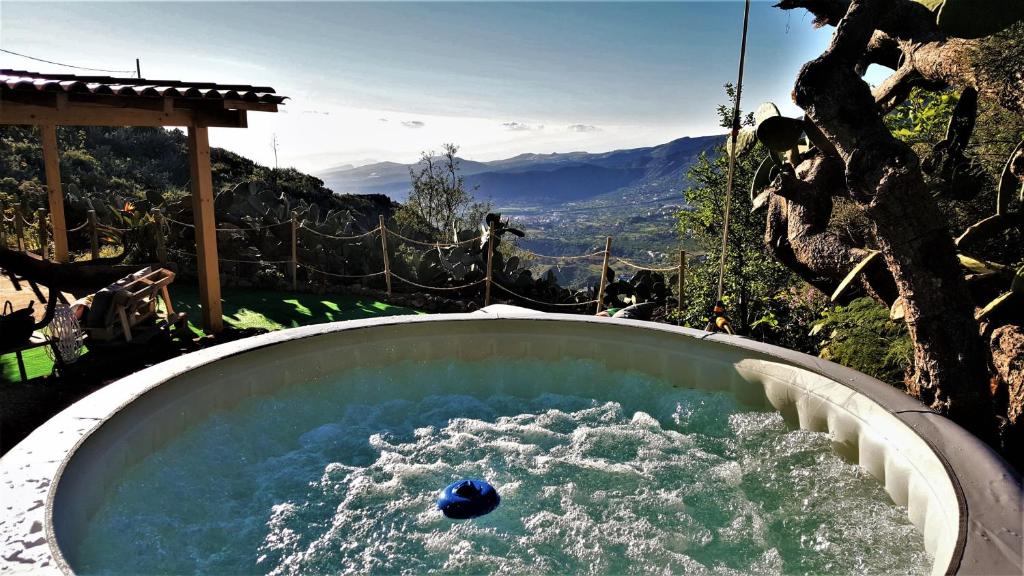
(290, 211), (298, 291)
(37, 208), (48, 260)
(595, 236), (612, 314)
(14, 203), (25, 252)
(484, 220), (496, 306)
(154, 209), (167, 266)
(379, 215), (392, 297)
(678, 249), (686, 323)
(88, 209), (99, 259)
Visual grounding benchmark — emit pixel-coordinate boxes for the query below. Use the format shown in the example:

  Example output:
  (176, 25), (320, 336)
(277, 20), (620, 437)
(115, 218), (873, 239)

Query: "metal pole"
(290, 211), (298, 291)
(678, 249), (686, 322)
(14, 202), (25, 252)
(595, 236), (612, 314)
(484, 220), (496, 306)
(715, 0), (752, 303)
(37, 208), (48, 260)
(379, 215), (392, 297)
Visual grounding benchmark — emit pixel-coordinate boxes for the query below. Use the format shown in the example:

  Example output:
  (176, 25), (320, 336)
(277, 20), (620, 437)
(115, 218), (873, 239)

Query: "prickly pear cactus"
(916, 0), (1024, 38)
(754, 102), (804, 155)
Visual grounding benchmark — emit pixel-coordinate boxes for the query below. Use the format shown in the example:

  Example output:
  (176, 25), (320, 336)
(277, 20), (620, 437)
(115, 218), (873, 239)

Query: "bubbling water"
(76, 359), (930, 575)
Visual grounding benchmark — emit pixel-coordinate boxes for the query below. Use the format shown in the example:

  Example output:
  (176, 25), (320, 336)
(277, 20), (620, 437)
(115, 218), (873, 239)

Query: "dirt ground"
(0, 274), (81, 321)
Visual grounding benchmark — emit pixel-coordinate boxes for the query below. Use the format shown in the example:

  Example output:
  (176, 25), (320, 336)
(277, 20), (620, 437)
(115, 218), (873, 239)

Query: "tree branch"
(873, 64), (921, 112)
(857, 31), (902, 75)
(763, 154), (898, 304)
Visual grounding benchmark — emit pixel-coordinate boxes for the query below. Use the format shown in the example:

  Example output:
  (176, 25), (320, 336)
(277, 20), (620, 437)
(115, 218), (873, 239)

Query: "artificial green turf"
(167, 285), (423, 335)
(0, 346), (53, 383)
(1, 286), (422, 381)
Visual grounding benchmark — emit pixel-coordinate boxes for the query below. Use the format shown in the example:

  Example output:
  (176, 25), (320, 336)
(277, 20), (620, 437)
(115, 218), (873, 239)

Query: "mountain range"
(318, 135), (723, 207)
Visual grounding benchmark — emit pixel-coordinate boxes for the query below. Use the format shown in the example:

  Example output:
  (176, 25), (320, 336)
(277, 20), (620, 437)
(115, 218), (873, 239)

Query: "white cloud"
(502, 121), (533, 131)
(567, 124), (599, 133)
(209, 100), (714, 175)
(401, 120), (425, 129)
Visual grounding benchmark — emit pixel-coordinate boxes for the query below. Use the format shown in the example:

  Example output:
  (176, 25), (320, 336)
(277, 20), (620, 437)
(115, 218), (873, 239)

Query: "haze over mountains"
(320, 134), (723, 276)
(319, 135), (723, 206)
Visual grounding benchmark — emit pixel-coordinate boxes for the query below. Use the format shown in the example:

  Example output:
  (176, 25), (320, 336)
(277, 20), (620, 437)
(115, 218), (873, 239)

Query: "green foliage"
(395, 143), (489, 242)
(0, 125), (335, 213)
(884, 88), (960, 145)
(886, 83), (1023, 264)
(0, 125), (365, 272)
(914, 0), (1024, 38)
(677, 90), (820, 347)
(811, 298), (913, 386)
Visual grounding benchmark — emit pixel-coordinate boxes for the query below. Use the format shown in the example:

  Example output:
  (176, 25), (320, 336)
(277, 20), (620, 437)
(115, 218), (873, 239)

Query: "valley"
(320, 135), (723, 284)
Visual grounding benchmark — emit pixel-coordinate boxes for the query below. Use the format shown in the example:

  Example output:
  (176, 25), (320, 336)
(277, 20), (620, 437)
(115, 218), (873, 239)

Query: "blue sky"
(1, 2), (832, 173)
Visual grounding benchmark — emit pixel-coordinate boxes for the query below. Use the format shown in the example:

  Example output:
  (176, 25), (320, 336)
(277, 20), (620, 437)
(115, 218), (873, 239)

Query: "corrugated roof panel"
(0, 69), (286, 105)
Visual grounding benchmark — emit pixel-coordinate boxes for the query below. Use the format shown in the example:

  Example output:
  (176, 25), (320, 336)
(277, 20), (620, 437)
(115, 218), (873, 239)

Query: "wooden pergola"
(0, 69), (286, 332)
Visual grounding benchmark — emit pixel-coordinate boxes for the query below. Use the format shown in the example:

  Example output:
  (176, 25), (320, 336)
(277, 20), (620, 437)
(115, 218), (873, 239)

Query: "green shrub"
(811, 297), (913, 386)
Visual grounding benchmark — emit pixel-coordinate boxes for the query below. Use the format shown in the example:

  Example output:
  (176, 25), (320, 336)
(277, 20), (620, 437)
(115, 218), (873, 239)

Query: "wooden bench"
(83, 267), (185, 344)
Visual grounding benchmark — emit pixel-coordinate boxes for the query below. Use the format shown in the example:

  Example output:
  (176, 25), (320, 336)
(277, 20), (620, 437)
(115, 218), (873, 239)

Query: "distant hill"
(318, 135), (723, 205)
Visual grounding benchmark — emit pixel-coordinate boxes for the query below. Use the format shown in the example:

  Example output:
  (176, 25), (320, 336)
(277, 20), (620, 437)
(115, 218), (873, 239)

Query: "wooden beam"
(40, 125), (69, 263)
(221, 99), (278, 113)
(0, 101), (247, 128)
(187, 125), (223, 333)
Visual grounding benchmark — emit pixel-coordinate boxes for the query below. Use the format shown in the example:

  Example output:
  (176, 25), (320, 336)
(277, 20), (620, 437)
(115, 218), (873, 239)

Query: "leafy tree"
(811, 297), (913, 386)
(394, 143), (489, 241)
(677, 91), (824, 349)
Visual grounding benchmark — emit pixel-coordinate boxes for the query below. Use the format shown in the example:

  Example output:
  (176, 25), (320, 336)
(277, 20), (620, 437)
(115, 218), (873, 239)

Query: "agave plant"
(741, 101), (806, 214)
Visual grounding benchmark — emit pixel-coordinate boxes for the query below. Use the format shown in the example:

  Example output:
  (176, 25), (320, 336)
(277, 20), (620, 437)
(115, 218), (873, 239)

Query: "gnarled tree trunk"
(763, 0), (1024, 436)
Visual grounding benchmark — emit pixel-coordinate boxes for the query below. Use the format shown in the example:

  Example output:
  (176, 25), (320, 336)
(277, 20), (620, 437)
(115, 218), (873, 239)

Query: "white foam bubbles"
(75, 358), (930, 575)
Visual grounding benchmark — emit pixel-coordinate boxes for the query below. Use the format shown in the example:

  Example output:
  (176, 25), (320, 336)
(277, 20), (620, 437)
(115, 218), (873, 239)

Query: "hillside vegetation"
(0, 126), (393, 238)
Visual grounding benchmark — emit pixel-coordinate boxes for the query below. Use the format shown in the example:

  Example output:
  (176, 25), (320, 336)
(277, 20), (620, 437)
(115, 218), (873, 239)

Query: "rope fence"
(492, 281), (599, 308)
(386, 228), (483, 248)
(300, 262), (387, 279)
(517, 249), (606, 261)
(1, 206), (690, 314)
(164, 214), (293, 232)
(299, 224), (381, 241)
(613, 256), (679, 273)
(391, 272), (487, 292)
(66, 221), (90, 233)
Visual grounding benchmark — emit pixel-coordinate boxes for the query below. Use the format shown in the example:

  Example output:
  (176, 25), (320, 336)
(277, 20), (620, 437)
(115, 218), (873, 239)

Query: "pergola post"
(187, 125), (223, 333)
(40, 124), (68, 263)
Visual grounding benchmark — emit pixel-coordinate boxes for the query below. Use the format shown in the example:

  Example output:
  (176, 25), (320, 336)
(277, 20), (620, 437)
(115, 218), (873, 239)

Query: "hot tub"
(1, 306), (1021, 574)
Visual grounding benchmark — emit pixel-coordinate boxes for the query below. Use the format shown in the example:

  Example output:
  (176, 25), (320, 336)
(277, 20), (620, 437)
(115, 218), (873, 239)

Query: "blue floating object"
(437, 478), (500, 519)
